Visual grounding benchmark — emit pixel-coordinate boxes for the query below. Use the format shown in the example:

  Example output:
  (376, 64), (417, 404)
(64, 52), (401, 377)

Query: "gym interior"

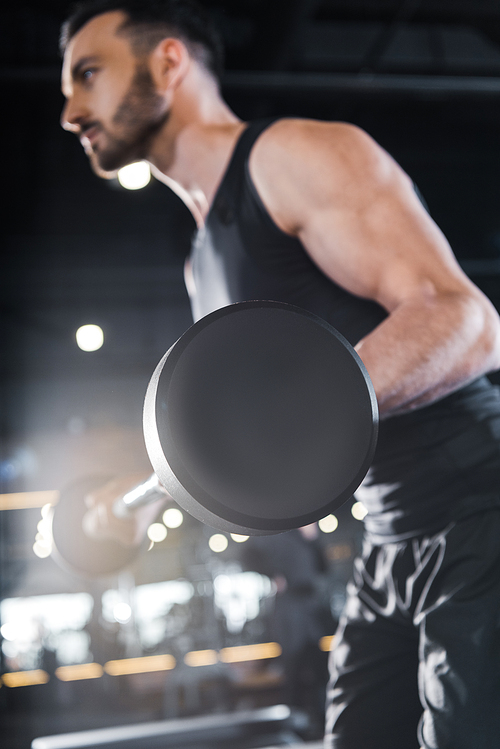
(2, 1), (500, 747)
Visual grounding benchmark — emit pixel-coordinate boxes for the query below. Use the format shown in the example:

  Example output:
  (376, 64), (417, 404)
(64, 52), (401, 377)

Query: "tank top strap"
(215, 118), (280, 202)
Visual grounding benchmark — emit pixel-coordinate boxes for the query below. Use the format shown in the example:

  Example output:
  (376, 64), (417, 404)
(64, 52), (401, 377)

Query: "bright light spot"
(113, 602), (132, 623)
(351, 501), (368, 521)
(37, 518), (51, 536)
(56, 663), (103, 682)
(213, 572), (271, 634)
(33, 540), (52, 558)
(208, 534), (228, 553)
(162, 508), (183, 529)
(184, 649), (218, 667)
(2, 669), (49, 687)
(319, 635), (335, 652)
(230, 533), (249, 543)
(76, 324), (104, 352)
(213, 574), (230, 594)
(0, 623), (17, 641)
(117, 161), (151, 190)
(318, 514), (339, 533)
(40, 504), (52, 519)
(147, 523), (167, 543)
(219, 642), (282, 663)
(104, 654), (175, 676)
(0, 593), (93, 672)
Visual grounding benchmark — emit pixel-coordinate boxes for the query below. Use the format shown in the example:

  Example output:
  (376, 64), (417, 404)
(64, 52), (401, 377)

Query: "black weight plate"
(51, 475), (141, 577)
(144, 301), (378, 534)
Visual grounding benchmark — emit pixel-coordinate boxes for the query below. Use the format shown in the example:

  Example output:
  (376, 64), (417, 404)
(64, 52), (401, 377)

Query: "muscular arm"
(250, 119), (500, 418)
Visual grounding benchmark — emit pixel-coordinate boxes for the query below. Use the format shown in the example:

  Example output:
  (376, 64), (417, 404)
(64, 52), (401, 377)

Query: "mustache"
(79, 120), (102, 137)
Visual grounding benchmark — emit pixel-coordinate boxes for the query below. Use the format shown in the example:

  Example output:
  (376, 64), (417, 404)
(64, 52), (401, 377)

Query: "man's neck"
(147, 82), (245, 224)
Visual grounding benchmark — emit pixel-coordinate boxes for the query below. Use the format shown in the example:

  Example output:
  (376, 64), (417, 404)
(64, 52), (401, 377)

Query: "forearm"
(355, 291), (500, 419)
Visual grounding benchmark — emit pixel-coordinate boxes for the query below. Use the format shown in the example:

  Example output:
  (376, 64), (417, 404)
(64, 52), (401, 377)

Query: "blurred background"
(2, 1), (500, 747)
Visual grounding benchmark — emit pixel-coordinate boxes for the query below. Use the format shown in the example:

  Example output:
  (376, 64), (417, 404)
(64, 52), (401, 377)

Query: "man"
(59, 2), (500, 747)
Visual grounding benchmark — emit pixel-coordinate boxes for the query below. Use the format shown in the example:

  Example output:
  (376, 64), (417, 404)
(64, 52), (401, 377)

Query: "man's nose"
(60, 97), (86, 133)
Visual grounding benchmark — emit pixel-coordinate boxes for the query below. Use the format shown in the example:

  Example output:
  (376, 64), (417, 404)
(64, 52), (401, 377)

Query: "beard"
(87, 64), (169, 177)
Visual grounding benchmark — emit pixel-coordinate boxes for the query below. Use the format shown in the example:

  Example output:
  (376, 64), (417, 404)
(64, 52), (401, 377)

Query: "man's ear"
(149, 37), (191, 93)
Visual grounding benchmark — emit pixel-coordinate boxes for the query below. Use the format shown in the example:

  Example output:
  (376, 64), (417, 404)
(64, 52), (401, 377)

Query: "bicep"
(297, 150), (472, 312)
(251, 120), (474, 311)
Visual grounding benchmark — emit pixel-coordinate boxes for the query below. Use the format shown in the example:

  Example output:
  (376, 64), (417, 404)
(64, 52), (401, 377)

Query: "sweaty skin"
(60, 10), (500, 541)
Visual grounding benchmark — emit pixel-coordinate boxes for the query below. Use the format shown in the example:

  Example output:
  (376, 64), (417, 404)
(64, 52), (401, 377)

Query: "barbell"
(50, 301), (378, 576)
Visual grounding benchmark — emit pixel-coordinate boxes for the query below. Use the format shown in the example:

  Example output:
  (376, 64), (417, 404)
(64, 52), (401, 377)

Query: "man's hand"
(82, 473), (168, 547)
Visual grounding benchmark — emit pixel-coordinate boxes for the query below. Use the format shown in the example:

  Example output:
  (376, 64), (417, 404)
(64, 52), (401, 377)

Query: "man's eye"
(83, 69), (95, 80)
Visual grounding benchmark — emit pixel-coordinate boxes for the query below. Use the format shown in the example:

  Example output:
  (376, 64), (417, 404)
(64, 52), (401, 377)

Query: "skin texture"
(61, 21), (170, 176)
(61, 10), (500, 542)
(248, 118), (500, 415)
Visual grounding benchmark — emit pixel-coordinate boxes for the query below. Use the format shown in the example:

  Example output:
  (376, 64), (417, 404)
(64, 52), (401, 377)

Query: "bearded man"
(60, 3), (500, 747)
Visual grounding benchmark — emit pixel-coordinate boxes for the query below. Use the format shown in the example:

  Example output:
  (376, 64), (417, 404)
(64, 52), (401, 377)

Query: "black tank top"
(189, 119), (500, 541)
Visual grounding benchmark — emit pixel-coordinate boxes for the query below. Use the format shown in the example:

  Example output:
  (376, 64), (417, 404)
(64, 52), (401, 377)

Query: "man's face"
(61, 11), (168, 176)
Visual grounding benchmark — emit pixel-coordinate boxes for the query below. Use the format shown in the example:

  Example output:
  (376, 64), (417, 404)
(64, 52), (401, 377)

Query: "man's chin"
(88, 153), (119, 180)
(87, 143), (145, 180)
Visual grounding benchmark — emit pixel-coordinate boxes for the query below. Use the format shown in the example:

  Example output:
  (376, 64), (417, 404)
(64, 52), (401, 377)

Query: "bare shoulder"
(249, 118), (404, 233)
(252, 118), (392, 178)
(253, 117), (367, 148)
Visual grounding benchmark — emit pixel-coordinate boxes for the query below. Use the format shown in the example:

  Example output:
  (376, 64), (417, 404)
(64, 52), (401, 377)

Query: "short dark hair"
(60, 0), (224, 80)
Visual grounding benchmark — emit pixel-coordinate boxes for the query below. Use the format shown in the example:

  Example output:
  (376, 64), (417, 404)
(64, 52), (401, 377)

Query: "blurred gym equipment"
(50, 301), (377, 576)
(31, 704), (309, 749)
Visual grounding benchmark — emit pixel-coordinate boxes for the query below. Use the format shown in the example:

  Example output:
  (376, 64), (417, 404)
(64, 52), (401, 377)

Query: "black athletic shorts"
(324, 508), (500, 749)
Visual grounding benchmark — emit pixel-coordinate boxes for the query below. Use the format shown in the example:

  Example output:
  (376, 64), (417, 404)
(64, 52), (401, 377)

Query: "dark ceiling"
(5, 0), (500, 75)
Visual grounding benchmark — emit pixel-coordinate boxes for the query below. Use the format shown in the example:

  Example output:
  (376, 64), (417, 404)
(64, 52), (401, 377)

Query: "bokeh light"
(117, 161), (151, 190)
(351, 501), (368, 521)
(162, 507), (184, 528)
(33, 541), (52, 559)
(76, 324), (104, 352)
(113, 602), (132, 623)
(208, 534), (228, 553)
(147, 523), (168, 543)
(318, 514), (339, 533)
(0, 623), (17, 641)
